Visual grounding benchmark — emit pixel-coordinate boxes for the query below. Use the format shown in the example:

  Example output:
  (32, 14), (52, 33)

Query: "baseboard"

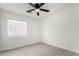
(42, 41), (79, 54)
(0, 41), (40, 52)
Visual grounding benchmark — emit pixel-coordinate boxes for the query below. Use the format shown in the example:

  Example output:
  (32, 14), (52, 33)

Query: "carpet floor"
(0, 43), (79, 56)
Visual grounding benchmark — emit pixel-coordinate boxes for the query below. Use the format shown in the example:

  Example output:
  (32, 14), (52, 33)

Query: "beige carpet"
(0, 43), (79, 56)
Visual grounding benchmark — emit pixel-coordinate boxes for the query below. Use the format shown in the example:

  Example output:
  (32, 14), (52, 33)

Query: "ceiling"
(0, 3), (77, 19)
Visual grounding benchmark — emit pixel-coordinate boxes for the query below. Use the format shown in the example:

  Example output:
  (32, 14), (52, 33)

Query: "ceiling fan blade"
(29, 3), (35, 8)
(26, 9), (35, 12)
(39, 3), (45, 8)
(40, 8), (49, 12)
(37, 12), (39, 16)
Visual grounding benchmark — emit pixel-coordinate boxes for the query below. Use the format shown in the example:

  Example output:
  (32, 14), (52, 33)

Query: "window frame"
(8, 19), (27, 37)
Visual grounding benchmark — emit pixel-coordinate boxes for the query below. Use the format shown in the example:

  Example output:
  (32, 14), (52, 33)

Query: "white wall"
(0, 11), (2, 50)
(42, 5), (79, 53)
(0, 10), (41, 50)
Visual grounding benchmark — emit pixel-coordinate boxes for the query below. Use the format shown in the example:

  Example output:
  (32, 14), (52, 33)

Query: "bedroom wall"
(0, 10), (41, 50)
(0, 11), (2, 50)
(42, 5), (79, 53)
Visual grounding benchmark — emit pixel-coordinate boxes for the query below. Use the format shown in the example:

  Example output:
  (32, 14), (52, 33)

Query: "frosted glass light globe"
(35, 9), (39, 12)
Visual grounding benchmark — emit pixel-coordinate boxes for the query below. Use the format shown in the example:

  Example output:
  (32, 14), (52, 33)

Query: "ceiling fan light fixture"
(27, 3), (49, 16)
(35, 9), (40, 12)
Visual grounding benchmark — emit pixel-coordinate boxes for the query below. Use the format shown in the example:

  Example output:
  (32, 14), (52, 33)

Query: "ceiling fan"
(26, 3), (49, 16)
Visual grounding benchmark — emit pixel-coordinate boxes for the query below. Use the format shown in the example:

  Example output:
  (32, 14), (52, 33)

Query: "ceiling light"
(35, 9), (40, 12)
(26, 3), (49, 16)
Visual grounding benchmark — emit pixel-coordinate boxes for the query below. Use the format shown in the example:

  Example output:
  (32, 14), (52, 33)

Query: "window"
(8, 20), (27, 37)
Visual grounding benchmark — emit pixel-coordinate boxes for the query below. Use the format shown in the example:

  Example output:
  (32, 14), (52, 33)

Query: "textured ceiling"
(0, 3), (77, 19)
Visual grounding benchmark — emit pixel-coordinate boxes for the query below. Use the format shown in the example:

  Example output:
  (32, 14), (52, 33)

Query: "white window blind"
(8, 20), (27, 37)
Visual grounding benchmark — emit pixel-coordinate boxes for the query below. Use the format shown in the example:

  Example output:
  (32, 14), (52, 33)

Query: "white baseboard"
(0, 41), (40, 52)
(42, 41), (79, 54)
